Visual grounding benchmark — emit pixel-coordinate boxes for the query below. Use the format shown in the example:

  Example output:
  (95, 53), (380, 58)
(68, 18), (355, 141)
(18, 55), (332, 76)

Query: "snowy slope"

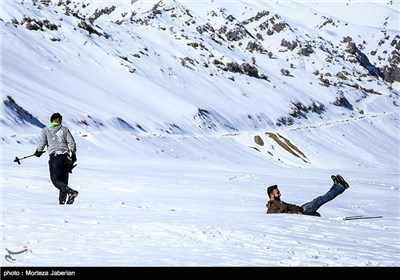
(1, 0), (399, 267)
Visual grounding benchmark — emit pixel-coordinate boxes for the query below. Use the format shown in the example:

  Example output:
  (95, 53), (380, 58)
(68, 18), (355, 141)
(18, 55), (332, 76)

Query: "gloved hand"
(69, 163), (77, 174)
(71, 153), (77, 163)
(34, 150), (44, 157)
(69, 153), (77, 174)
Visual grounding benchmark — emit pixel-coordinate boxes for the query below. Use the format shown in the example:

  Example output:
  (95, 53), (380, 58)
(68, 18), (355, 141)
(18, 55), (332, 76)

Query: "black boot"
(336, 175), (350, 189)
(67, 190), (79, 204)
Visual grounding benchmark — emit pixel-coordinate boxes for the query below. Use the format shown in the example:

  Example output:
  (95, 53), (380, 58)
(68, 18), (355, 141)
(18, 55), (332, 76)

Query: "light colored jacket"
(37, 124), (76, 156)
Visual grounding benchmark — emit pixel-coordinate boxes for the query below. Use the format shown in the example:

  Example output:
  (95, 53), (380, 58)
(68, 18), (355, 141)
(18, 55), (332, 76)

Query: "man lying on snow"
(266, 175), (350, 217)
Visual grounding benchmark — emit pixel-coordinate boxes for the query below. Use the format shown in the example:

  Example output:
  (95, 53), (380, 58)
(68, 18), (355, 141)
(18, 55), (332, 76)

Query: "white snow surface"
(1, 0), (399, 267)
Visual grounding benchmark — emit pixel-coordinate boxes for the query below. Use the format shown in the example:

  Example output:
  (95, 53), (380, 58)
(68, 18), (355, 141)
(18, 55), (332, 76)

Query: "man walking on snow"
(35, 113), (79, 205)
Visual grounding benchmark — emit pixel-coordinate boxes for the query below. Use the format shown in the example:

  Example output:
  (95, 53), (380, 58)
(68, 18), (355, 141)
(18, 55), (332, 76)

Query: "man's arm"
(66, 129), (76, 154)
(286, 203), (303, 214)
(267, 201), (303, 214)
(267, 201), (287, 213)
(66, 128), (77, 163)
(36, 129), (48, 152)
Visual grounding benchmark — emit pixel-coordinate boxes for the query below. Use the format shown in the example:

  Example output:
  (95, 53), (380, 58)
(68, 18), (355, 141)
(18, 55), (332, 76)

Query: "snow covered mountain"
(1, 0), (399, 267)
(2, 0), (399, 168)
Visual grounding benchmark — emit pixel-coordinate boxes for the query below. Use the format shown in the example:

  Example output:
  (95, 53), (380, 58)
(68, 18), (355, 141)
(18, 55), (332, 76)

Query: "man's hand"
(34, 150), (44, 157)
(71, 153), (77, 163)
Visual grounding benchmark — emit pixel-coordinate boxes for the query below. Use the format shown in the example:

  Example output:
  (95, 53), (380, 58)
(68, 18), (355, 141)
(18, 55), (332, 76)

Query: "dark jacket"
(266, 200), (303, 214)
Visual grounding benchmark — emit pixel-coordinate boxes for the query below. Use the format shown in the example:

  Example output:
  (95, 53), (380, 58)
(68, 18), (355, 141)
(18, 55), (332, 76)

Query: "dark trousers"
(49, 154), (72, 203)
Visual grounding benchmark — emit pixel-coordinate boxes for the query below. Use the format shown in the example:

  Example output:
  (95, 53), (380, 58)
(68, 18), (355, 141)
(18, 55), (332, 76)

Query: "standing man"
(35, 113), (79, 205)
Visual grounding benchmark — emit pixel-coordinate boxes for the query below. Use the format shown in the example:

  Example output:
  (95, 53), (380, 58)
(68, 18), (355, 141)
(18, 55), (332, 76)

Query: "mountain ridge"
(1, 0), (399, 168)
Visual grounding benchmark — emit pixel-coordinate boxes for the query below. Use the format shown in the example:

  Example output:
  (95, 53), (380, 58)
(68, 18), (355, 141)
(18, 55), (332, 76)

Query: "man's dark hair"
(50, 113), (62, 122)
(267, 185), (278, 197)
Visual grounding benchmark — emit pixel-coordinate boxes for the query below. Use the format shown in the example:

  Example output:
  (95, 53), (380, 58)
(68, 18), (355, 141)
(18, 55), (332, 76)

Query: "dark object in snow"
(14, 151), (45, 165)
